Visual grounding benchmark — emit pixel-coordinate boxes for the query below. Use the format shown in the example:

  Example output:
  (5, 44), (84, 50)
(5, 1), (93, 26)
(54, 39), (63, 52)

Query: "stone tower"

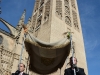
(28, 0), (88, 74)
(0, 0), (88, 75)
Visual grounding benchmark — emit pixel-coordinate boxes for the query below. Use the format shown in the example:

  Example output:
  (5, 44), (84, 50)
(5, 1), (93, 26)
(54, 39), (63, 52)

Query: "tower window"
(56, 0), (62, 19)
(64, 0), (69, 6)
(44, 0), (50, 21)
(65, 6), (70, 15)
(34, 0), (40, 12)
(65, 16), (71, 26)
(71, 0), (76, 9)
(72, 10), (79, 31)
(40, 0), (44, 7)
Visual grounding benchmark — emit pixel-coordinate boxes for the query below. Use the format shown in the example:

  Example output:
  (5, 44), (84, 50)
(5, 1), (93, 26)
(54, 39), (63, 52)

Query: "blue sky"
(77, 0), (100, 75)
(0, 0), (100, 75)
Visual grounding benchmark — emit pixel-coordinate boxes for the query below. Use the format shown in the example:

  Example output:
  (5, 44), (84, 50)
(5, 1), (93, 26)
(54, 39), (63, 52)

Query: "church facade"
(0, 0), (88, 75)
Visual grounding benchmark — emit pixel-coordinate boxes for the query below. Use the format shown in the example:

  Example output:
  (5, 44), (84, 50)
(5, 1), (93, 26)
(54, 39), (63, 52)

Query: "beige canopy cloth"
(24, 33), (71, 74)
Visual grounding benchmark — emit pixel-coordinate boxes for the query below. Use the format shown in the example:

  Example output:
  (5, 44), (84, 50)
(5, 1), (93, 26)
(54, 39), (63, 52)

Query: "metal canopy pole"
(70, 32), (76, 75)
(18, 34), (26, 68)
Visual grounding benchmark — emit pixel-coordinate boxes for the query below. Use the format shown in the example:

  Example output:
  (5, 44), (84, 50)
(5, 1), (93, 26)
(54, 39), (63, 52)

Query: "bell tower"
(0, 0), (88, 75)
(27, 0), (88, 75)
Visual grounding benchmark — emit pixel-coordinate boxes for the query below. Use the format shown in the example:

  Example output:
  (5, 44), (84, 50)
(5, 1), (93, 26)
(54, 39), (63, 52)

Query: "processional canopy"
(24, 33), (71, 74)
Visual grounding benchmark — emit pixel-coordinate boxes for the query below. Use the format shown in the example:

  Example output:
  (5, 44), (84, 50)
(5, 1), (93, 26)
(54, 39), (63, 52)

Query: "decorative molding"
(13, 53), (20, 60)
(0, 46), (14, 74)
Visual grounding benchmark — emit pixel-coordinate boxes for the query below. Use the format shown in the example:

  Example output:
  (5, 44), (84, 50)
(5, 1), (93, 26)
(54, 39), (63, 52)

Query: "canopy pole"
(70, 32), (76, 75)
(18, 34), (26, 69)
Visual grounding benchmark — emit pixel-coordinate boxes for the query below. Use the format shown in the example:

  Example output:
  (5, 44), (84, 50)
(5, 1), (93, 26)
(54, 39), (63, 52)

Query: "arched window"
(65, 16), (71, 26)
(65, 6), (70, 15)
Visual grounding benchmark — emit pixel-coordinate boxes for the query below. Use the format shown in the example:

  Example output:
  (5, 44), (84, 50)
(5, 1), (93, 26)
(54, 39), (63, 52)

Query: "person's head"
(18, 63), (25, 72)
(69, 57), (77, 66)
